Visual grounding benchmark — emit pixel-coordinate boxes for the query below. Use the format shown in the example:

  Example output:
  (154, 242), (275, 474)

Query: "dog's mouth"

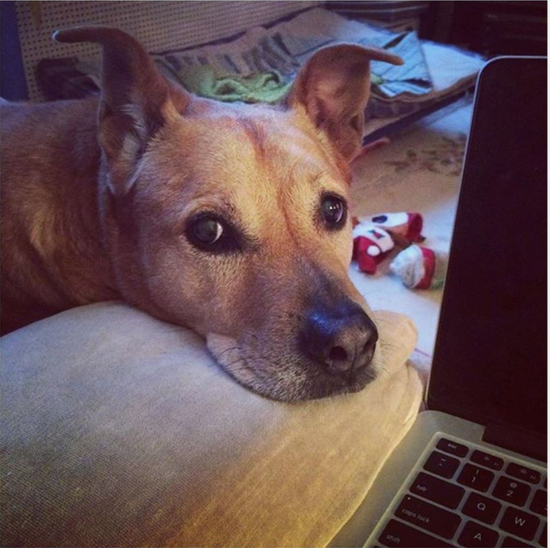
(206, 332), (379, 402)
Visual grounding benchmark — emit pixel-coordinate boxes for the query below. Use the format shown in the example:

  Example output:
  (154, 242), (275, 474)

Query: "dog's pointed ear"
(53, 27), (190, 196)
(287, 44), (403, 162)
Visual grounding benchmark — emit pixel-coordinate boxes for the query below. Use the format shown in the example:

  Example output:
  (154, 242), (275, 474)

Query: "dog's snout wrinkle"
(299, 300), (378, 378)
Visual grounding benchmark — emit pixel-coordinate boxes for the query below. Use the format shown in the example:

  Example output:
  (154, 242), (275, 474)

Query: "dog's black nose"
(299, 301), (378, 376)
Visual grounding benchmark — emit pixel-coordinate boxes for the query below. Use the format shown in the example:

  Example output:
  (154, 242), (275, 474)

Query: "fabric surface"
(153, 8), (435, 107)
(367, 31), (433, 98)
(1, 302), (422, 547)
(176, 65), (291, 104)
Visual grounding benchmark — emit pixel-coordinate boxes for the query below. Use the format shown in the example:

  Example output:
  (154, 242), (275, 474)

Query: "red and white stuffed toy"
(352, 223), (395, 275)
(370, 212), (424, 245)
(352, 212), (425, 275)
(390, 245), (448, 290)
(353, 212), (449, 289)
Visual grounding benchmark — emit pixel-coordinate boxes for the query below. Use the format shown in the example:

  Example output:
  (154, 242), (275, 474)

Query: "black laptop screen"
(428, 58), (547, 438)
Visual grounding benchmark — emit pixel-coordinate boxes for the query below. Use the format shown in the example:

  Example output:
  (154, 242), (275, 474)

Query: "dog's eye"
(194, 217), (223, 243)
(321, 195), (347, 228)
(188, 216), (224, 247)
(185, 213), (245, 254)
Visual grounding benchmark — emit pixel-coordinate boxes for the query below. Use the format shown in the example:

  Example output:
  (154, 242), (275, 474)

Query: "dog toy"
(371, 212), (425, 246)
(389, 245), (448, 289)
(352, 212), (425, 275)
(352, 222), (395, 274)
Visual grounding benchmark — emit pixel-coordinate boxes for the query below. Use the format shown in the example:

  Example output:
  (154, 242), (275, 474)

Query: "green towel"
(177, 65), (292, 104)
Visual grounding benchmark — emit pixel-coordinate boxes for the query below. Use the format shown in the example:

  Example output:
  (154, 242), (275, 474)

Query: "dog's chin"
(206, 333), (378, 402)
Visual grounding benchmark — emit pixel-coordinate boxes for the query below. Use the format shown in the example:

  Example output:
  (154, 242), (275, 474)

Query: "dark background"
(327, 1), (547, 55)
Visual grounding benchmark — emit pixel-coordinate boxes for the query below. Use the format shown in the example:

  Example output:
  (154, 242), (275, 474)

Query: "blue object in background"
(1, 1), (29, 100)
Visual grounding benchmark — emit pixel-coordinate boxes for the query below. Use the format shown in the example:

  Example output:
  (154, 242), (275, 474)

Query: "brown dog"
(1, 27), (402, 400)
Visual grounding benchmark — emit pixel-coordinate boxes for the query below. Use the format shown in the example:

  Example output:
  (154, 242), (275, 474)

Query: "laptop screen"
(428, 58), (547, 440)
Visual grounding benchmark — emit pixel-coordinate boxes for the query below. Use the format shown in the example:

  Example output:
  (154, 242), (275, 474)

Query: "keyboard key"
(529, 489), (547, 516)
(502, 537), (534, 547)
(470, 450), (504, 471)
(437, 437), (469, 458)
(423, 451), (461, 479)
(378, 519), (453, 547)
(457, 463), (495, 492)
(500, 507), (540, 541)
(506, 463), (542, 485)
(395, 494), (461, 539)
(541, 523), (547, 548)
(410, 472), (465, 509)
(457, 520), (499, 547)
(493, 476), (531, 506)
(462, 492), (502, 524)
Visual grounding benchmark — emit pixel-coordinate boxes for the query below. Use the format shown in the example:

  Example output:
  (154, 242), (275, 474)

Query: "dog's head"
(54, 27), (402, 401)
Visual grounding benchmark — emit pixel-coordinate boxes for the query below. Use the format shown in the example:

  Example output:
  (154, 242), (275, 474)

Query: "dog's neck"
(48, 99), (120, 303)
(3, 98), (120, 328)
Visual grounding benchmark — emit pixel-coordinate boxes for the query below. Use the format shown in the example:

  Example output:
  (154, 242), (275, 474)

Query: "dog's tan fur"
(1, 27), (402, 400)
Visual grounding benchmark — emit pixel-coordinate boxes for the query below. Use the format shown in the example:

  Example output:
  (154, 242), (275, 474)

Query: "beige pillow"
(1, 302), (422, 547)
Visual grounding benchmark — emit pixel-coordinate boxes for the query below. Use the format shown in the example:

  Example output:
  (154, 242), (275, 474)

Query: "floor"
(349, 97), (474, 368)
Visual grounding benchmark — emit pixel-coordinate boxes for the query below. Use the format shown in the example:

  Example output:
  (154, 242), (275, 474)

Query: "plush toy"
(352, 212), (448, 289)
(390, 245), (448, 290)
(352, 212), (425, 275)
(371, 212), (425, 246)
(352, 222), (395, 275)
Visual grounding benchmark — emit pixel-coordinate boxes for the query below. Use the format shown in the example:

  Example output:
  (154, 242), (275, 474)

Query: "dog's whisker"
(222, 356), (256, 375)
(223, 358), (244, 369)
(215, 346), (244, 361)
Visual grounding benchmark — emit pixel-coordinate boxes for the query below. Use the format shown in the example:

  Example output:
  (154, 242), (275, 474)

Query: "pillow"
(1, 302), (422, 547)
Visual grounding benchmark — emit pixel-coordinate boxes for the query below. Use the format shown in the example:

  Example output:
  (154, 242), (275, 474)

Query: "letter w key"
(500, 507), (540, 541)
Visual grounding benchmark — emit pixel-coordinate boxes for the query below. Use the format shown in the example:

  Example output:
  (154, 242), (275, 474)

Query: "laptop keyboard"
(365, 433), (547, 548)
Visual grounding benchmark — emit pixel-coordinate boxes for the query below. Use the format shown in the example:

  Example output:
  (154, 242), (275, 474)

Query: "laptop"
(330, 57), (547, 548)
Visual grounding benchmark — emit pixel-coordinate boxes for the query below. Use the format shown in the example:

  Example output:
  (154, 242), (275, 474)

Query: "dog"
(1, 27), (402, 401)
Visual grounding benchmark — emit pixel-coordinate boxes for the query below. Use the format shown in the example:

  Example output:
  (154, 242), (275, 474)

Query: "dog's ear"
(53, 27), (190, 196)
(287, 44), (403, 162)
